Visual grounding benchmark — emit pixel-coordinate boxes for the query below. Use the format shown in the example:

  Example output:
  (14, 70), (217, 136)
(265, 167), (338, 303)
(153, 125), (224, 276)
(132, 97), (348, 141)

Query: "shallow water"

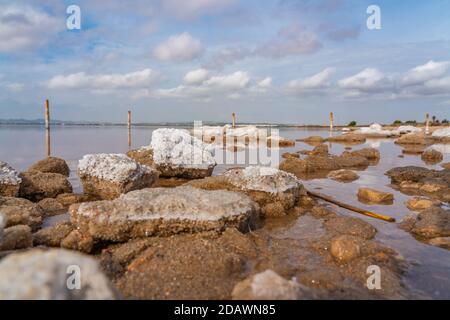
(1, 125), (449, 298)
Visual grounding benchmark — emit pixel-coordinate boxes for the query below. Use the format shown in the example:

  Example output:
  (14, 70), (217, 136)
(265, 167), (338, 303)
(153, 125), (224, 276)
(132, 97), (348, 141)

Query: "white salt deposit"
(432, 128), (450, 137)
(78, 153), (154, 183)
(225, 166), (301, 193)
(250, 270), (300, 300)
(0, 161), (21, 185)
(356, 123), (393, 135)
(394, 125), (422, 134)
(225, 125), (259, 138)
(151, 128), (216, 169)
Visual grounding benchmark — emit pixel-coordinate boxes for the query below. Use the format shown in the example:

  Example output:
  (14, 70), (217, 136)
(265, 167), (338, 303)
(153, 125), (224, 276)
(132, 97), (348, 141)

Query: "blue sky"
(0, 0), (449, 124)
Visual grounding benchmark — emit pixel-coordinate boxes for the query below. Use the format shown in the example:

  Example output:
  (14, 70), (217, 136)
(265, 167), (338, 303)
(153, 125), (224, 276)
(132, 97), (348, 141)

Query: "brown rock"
(330, 235), (362, 262)
(405, 197), (439, 211)
(395, 133), (433, 145)
(327, 169), (359, 182)
(0, 161), (21, 197)
(421, 149), (443, 165)
(19, 171), (72, 202)
(324, 216), (377, 240)
(38, 198), (65, 216)
(428, 237), (450, 249)
(0, 197), (43, 231)
(410, 207), (450, 238)
(55, 193), (96, 207)
(327, 133), (366, 144)
(440, 162), (450, 170)
(357, 188), (394, 205)
(402, 146), (425, 155)
(282, 152), (300, 159)
(27, 157), (70, 177)
(60, 230), (94, 253)
(311, 144), (329, 156)
(126, 147), (154, 167)
(347, 148), (380, 160)
(298, 136), (325, 144)
(33, 221), (74, 247)
(0, 225), (33, 251)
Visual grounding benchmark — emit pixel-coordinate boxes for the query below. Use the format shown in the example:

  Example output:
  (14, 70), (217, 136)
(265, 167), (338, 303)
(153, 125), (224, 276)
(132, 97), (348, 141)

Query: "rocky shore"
(0, 124), (449, 299)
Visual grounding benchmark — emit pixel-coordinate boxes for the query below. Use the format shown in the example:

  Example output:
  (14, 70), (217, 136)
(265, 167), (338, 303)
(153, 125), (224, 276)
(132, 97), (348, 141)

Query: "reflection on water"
(0, 125), (449, 298)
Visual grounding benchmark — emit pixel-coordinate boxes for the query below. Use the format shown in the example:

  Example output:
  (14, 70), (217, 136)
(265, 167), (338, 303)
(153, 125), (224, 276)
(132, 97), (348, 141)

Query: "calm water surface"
(1, 125), (449, 298)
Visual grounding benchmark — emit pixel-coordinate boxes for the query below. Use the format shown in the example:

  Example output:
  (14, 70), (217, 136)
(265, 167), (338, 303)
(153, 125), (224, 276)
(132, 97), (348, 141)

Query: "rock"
(395, 133), (433, 145)
(60, 230), (94, 253)
(428, 237), (450, 249)
(0, 197), (43, 231)
(267, 136), (295, 148)
(346, 148), (380, 161)
(441, 162), (450, 170)
(126, 147), (154, 167)
(324, 216), (377, 240)
(19, 171), (72, 202)
(421, 149), (443, 165)
(38, 198), (65, 216)
(297, 136), (325, 144)
(78, 153), (159, 200)
(231, 270), (304, 300)
(33, 221), (74, 247)
(402, 146), (425, 155)
(27, 157), (70, 177)
(0, 225), (33, 251)
(327, 169), (359, 182)
(0, 249), (118, 299)
(327, 133), (366, 144)
(310, 144), (328, 156)
(0, 161), (21, 197)
(358, 188), (394, 204)
(386, 166), (435, 183)
(409, 207), (450, 239)
(188, 166), (305, 217)
(55, 193), (96, 207)
(405, 197), (439, 211)
(70, 186), (260, 242)
(282, 152), (300, 159)
(330, 235), (362, 263)
(150, 128), (216, 179)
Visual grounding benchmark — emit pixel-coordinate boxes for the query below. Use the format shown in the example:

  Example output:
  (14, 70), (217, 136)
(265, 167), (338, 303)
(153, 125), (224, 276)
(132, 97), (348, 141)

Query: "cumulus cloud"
(258, 24), (322, 58)
(183, 68), (209, 85)
(287, 68), (335, 92)
(338, 68), (391, 93)
(401, 60), (450, 86)
(0, 5), (62, 53)
(161, 0), (235, 20)
(203, 46), (251, 69)
(47, 69), (160, 90)
(153, 32), (203, 61)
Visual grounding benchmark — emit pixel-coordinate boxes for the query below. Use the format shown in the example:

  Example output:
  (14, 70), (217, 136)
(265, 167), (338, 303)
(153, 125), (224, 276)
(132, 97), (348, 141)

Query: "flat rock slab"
(0, 161), (21, 197)
(0, 197), (44, 231)
(70, 186), (260, 242)
(78, 153), (159, 200)
(0, 249), (117, 299)
(357, 188), (394, 205)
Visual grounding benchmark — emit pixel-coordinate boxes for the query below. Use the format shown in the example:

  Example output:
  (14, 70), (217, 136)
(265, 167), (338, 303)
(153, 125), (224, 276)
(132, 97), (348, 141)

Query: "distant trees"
(405, 120), (417, 125)
(348, 121), (357, 127)
(393, 120), (402, 125)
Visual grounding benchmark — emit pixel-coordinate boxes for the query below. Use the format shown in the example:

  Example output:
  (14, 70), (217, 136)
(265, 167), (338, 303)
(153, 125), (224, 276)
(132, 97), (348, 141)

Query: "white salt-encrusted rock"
(232, 270), (304, 300)
(432, 128), (450, 137)
(224, 125), (259, 138)
(0, 161), (21, 197)
(78, 153), (158, 200)
(394, 126), (422, 134)
(224, 166), (301, 194)
(70, 186), (260, 241)
(355, 123), (394, 136)
(151, 128), (216, 178)
(0, 249), (117, 300)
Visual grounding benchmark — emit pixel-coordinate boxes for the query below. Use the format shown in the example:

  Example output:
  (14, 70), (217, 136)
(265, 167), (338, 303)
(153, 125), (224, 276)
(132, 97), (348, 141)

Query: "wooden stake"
(232, 112), (236, 128)
(425, 113), (430, 134)
(46, 128), (51, 157)
(45, 99), (50, 130)
(307, 190), (396, 223)
(127, 110), (132, 129)
(329, 112), (334, 131)
(127, 110), (132, 147)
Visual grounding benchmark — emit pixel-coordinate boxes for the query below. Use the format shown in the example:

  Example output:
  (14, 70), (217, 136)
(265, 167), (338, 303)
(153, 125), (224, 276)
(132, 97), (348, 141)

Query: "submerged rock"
(330, 235), (362, 263)
(0, 249), (118, 299)
(151, 128), (216, 179)
(0, 225), (33, 251)
(0, 197), (43, 231)
(78, 153), (159, 200)
(27, 157), (70, 177)
(327, 169), (359, 182)
(421, 148), (443, 165)
(405, 197), (439, 211)
(357, 188), (394, 205)
(232, 270), (306, 300)
(0, 161), (21, 197)
(70, 186), (260, 243)
(19, 171), (72, 202)
(188, 166), (305, 217)
(400, 207), (450, 240)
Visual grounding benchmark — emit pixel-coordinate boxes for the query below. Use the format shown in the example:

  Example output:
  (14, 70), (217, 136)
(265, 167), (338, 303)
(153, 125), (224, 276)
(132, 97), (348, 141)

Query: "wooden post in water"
(329, 112), (334, 131)
(425, 113), (430, 134)
(44, 99), (51, 156)
(127, 110), (132, 147)
(232, 112), (236, 128)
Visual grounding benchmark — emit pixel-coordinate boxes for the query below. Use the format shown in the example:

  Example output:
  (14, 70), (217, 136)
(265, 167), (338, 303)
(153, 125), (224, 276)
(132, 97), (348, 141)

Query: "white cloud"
(338, 68), (390, 93)
(183, 68), (209, 85)
(402, 60), (450, 86)
(47, 69), (160, 90)
(153, 32), (203, 61)
(5, 83), (24, 92)
(287, 68), (334, 91)
(0, 5), (61, 53)
(204, 71), (250, 90)
(161, 0), (235, 20)
(258, 77), (272, 88)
